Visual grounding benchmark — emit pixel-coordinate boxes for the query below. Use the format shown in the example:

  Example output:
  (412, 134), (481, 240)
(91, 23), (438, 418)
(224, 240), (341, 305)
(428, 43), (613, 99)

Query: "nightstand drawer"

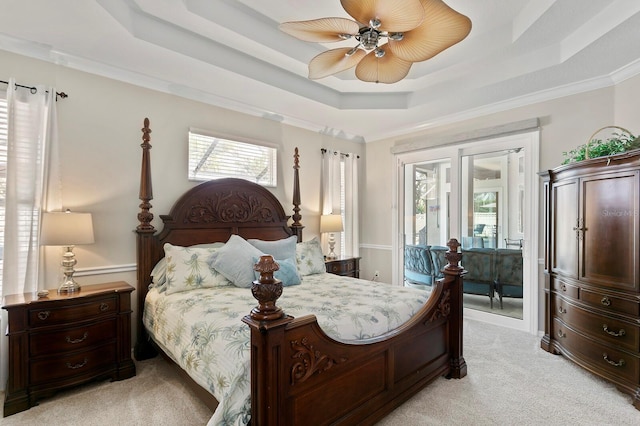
(325, 257), (361, 278)
(327, 260), (356, 274)
(30, 343), (117, 384)
(29, 296), (117, 327)
(30, 318), (117, 357)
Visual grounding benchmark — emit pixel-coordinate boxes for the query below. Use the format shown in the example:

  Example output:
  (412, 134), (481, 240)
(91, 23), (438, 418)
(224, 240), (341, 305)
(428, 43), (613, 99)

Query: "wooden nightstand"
(2, 281), (136, 417)
(325, 256), (361, 278)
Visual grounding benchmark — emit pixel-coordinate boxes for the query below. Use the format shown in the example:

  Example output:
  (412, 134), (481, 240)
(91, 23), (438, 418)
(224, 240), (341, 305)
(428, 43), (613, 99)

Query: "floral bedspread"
(143, 273), (430, 426)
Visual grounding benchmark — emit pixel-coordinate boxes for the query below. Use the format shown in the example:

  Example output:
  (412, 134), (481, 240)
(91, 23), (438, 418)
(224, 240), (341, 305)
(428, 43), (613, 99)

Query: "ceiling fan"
(279, 0), (472, 84)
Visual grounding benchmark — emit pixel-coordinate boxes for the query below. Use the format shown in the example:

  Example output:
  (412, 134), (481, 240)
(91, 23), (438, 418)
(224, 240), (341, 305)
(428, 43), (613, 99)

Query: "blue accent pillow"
(247, 236), (297, 260)
(210, 235), (264, 288)
(253, 256), (302, 287)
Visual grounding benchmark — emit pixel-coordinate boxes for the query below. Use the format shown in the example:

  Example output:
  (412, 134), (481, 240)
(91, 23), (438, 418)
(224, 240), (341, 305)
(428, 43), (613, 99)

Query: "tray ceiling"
(1, 0), (639, 142)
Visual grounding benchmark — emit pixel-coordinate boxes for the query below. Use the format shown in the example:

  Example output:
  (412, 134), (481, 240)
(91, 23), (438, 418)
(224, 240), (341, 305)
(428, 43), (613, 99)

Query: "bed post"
(290, 147), (304, 241)
(134, 117), (158, 360)
(243, 256), (293, 425)
(443, 238), (467, 379)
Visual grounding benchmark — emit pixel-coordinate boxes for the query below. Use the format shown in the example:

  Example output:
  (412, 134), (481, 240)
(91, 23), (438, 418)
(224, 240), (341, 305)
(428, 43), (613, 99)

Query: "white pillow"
(210, 235), (264, 288)
(150, 242), (225, 293)
(163, 243), (232, 294)
(247, 235), (297, 260)
(295, 237), (326, 276)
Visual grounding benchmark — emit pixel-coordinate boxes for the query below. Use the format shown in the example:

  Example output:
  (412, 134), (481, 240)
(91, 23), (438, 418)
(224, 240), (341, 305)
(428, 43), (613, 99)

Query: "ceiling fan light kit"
(279, 0), (472, 84)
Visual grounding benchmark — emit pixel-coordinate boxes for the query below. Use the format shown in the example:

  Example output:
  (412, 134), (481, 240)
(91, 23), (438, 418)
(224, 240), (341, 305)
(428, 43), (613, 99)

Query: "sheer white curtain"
(321, 150), (342, 254)
(343, 153), (359, 257)
(0, 79), (61, 390)
(321, 150), (359, 257)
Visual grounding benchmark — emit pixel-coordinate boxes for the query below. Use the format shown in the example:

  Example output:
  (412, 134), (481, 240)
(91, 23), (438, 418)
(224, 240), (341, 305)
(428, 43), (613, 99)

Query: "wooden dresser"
(2, 281), (136, 416)
(325, 256), (361, 278)
(540, 150), (640, 410)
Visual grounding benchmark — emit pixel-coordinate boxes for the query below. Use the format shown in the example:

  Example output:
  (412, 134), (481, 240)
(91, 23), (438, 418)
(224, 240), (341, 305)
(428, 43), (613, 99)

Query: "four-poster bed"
(134, 118), (467, 425)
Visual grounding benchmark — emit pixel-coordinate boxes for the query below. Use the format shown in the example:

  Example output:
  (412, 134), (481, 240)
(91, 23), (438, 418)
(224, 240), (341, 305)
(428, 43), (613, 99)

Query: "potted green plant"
(562, 126), (639, 165)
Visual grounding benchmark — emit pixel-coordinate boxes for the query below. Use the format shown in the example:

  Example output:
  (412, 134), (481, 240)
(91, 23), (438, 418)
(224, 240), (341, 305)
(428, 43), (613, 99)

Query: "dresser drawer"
(552, 278), (579, 300)
(30, 318), (117, 357)
(29, 296), (117, 327)
(553, 318), (639, 384)
(30, 343), (117, 384)
(580, 288), (639, 317)
(553, 295), (639, 352)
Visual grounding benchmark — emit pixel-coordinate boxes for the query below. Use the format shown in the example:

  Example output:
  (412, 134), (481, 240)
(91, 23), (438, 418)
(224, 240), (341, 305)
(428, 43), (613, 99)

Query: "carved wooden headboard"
(134, 117), (304, 357)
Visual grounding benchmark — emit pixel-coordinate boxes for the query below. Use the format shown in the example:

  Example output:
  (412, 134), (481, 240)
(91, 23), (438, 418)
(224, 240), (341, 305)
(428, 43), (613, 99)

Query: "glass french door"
(396, 132), (539, 332)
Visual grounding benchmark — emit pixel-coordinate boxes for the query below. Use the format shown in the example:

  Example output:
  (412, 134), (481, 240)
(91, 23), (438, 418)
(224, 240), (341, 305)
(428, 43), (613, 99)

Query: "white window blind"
(188, 131), (277, 187)
(0, 96), (7, 291)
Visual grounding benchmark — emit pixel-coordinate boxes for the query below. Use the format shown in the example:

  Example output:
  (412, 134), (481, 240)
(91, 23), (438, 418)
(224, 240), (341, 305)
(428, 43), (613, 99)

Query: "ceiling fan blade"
(309, 47), (367, 79)
(341, 0), (425, 32)
(355, 48), (413, 84)
(388, 0), (472, 62)
(279, 18), (360, 43)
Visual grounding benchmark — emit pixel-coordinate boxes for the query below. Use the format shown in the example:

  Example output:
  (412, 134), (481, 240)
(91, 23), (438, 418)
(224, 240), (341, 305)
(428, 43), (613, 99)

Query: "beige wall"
(360, 74), (640, 329)
(1, 50), (364, 330)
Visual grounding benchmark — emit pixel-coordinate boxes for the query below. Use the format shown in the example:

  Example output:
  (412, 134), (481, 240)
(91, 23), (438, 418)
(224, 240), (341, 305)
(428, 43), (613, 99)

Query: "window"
(188, 130), (277, 186)
(0, 95), (6, 290)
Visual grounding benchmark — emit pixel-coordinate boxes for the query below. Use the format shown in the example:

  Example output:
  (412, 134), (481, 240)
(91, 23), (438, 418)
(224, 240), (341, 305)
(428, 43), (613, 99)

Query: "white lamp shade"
(320, 214), (343, 233)
(40, 211), (95, 246)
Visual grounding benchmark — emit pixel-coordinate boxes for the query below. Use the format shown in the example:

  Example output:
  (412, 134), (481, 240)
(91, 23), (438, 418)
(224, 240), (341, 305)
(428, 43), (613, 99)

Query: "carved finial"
(249, 255), (284, 321)
(137, 118), (154, 232)
(142, 118), (151, 147)
(291, 147), (303, 231)
(444, 238), (463, 272)
(254, 255), (280, 284)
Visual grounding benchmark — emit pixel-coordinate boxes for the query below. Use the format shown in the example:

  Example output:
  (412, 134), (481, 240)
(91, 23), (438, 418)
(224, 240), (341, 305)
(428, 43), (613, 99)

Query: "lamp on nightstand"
(320, 214), (343, 260)
(41, 210), (95, 294)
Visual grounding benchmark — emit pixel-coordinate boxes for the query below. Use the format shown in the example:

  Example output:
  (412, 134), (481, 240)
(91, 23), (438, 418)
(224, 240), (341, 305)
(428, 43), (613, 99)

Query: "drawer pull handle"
(558, 306), (566, 314)
(602, 353), (625, 368)
(601, 297), (611, 306)
(66, 332), (88, 344)
(66, 358), (88, 369)
(602, 325), (626, 337)
(99, 302), (109, 312)
(557, 330), (566, 338)
(560, 283), (567, 292)
(37, 311), (50, 321)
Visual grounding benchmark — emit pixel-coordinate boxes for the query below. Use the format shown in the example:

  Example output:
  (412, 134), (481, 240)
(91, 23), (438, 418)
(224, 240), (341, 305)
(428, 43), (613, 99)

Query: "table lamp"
(320, 214), (343, 260)
(41, 210), (95, 294)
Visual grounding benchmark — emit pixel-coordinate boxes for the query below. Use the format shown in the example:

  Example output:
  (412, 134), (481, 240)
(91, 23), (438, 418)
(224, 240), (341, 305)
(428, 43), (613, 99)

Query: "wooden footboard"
(244, 243), (466, 426)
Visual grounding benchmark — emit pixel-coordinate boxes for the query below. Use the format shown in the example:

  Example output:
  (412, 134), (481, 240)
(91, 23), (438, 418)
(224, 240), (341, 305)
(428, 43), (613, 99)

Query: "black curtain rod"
(321, 148), (360, 159)
(0, 80), (68, 101)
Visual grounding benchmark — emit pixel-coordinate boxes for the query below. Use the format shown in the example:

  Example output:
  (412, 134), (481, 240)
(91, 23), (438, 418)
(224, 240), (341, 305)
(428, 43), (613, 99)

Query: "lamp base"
(57, 276), (81, 294)
(57, 246), (81, 294)
(326, 234), (338, 260)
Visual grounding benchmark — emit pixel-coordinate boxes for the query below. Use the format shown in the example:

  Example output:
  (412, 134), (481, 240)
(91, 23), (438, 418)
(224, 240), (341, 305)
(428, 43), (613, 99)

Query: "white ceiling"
(2, 0), (640, 143)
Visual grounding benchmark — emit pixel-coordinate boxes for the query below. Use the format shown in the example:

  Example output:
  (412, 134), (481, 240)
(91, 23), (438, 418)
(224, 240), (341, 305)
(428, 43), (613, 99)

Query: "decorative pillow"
(150, 242), (226, 293)
(295, 237), (326, 276)
(252, 256), (301, 287)
(163, 243), (232, 294)
(210, 235), (264, 288)
(150, 258), (168, 292)
(247, 235), (297, 260)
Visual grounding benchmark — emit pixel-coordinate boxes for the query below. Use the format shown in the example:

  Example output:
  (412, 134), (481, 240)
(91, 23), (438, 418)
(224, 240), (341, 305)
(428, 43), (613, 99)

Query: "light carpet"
(2, 319), (638, 425)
